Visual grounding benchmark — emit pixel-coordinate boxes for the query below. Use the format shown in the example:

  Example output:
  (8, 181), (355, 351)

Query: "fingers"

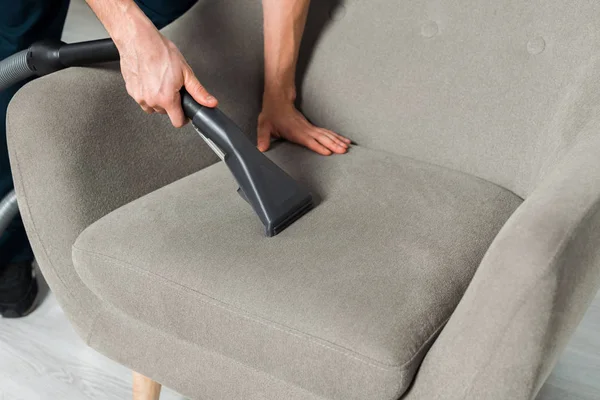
(184, 68), (218, 108)
(140, 101), (154, 114)
(284, 128), (333, 156)
(318, 128), (352, 145)
(269, 118), (350, 156)
(255, 103), (351, 156)
(306, 128), (347, 154)
(317, 129), (348, 152)
(331, 130), (351, 144)
(304, 138), (333, 156)
(165, 91), (187, 128)
(140, 94), (186, 127)
(130, 74), (216, 128)
(257, 122), (272, 152)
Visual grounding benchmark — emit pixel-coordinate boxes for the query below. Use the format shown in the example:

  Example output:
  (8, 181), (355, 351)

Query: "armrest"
(6, 0), (263, 335)
(404, 134), (600, 400)
(6, 64), (219, 332)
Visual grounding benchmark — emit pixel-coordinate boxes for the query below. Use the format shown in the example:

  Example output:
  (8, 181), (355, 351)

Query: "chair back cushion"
(300, 0), (600, 196)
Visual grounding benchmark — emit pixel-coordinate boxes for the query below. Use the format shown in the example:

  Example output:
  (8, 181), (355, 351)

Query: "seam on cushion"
(73, 245), (449, 372)
(7, 110), (75, 302)
(85, 311), (102, 345)
(88, 305), (336, 400)
(359, 145), (524, 201)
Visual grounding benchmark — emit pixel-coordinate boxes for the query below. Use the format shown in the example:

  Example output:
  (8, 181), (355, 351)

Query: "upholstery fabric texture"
(91, 304), (327, 400)
(6, 0), (600, 399)
(403, 133), (600, 400)
(6, 0), (262, 337)
(73, 143), (521, 400)
(299, 0), (600, 198)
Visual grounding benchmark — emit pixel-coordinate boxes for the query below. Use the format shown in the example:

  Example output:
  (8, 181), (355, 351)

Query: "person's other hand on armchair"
(88, 0), (350, 156)
(258, 0), (350, 155)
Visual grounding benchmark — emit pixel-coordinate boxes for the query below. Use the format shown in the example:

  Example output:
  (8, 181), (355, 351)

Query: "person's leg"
(0, 0), (70, 317)
(135, 0), (198, 29)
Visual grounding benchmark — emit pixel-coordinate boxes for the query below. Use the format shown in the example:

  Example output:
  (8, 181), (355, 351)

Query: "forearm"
(86, 0), (157, 52)
(262, 0), (311, 100)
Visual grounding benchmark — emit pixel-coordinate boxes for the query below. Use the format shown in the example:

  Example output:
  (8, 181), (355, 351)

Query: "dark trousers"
(0, 0), (197, 266)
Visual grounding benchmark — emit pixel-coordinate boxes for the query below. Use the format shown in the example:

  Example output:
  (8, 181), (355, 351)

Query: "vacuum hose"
(0, 51), (34, 90)
(0, 39), (119, 234)
(0, 190), (19, 235)
(0, 39), (119, 91)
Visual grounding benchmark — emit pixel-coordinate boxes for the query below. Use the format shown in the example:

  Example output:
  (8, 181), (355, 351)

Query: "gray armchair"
(7, 1), (600, 399)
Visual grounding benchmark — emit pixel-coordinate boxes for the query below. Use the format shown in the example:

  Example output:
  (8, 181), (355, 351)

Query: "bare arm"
(86, 0), (217, 127)
(262, 0), (310, 100)
(259, 0), (350, 155)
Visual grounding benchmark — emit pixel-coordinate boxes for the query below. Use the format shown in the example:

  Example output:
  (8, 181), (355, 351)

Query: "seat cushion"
(72, 143), (522, 400)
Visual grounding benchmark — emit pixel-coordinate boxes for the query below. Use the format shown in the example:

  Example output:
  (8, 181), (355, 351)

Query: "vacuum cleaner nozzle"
(0, 38), (314, 236)
(182, 91), (313, 236)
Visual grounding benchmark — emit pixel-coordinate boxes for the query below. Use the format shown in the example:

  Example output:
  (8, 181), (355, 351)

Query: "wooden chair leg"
(133, 371), (162, 400)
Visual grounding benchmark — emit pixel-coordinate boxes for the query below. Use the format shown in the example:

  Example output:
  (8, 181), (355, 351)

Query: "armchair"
(7, 1), (600, 399)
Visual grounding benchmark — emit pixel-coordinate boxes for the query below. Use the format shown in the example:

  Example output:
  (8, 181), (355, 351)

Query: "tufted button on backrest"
(421, 21), (439, 38)
(298, 0), (600, 197)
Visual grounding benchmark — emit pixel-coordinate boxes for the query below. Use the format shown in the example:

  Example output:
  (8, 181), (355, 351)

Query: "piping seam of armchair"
(85, 309), (102, 344)
(7, 111), (79, 303)
(73, 244), (452, 371)
(10, 134), (105, 337)
(360, 146), (524, 202)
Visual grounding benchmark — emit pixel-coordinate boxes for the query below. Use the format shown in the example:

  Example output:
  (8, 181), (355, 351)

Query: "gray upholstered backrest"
(298, 0), (600, 197)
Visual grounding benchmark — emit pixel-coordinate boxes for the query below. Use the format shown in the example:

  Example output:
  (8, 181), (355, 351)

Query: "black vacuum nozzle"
(182, 91), (313, 236)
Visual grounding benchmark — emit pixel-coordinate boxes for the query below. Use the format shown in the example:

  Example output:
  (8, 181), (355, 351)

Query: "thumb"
(183, 68), (218, 108)
(257, 121), (272, 152)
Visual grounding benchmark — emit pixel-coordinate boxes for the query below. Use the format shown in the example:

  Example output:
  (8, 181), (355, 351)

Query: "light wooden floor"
(1, 2), (598, 399)
(537, 290), (600, 400)
(0, 272), (186, 400)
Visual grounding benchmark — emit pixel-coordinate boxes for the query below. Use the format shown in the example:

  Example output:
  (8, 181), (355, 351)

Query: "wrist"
(263, 83), (297, 104)
(87, 0), (156, 51)
(114, 12), (157, 50)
